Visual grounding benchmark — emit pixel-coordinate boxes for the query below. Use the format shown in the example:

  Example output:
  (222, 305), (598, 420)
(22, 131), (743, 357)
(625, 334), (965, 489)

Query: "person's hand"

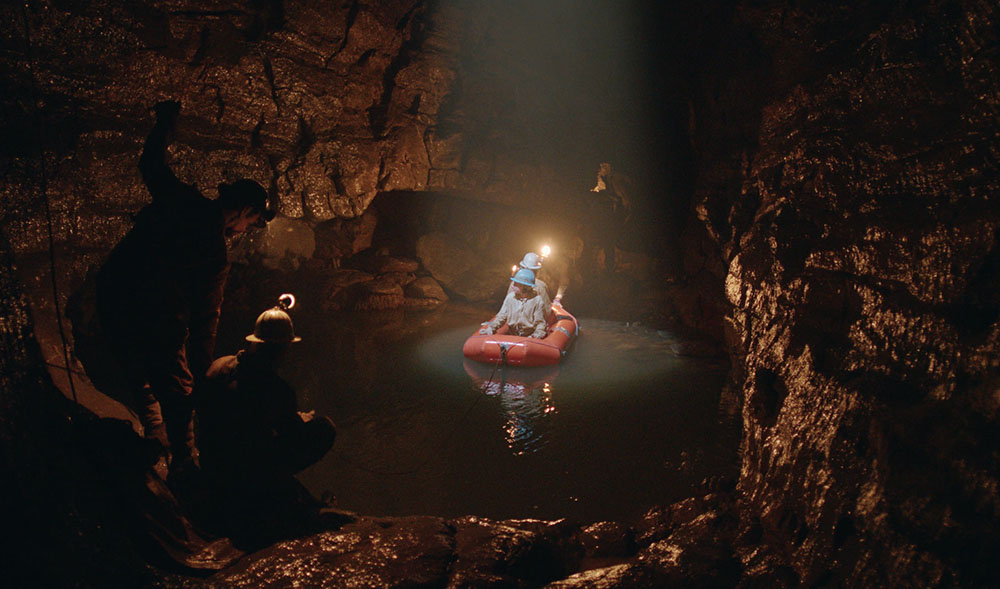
(153, 100), (181, 122)
(298, 410), (315, 423)
(479, 327), (493, 335)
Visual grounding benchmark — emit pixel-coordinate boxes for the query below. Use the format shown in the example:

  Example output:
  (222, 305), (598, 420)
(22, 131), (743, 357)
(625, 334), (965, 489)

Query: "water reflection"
(267, 305), (737, 523)
(464, 360), (559, 455)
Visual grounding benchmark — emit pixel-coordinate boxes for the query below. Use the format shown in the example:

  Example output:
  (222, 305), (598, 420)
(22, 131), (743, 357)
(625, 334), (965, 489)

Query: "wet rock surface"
(210, 506), (740, 588)
(688, 0), (1000, 585)
(3, 0), (441, 239)
(0, 0), (598, 254)
(214, 517), (456, 588)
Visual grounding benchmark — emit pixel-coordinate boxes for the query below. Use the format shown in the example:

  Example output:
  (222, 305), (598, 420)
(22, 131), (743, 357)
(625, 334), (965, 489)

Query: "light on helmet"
(512, 265), (518, 274)
(278, 293), (296, 310)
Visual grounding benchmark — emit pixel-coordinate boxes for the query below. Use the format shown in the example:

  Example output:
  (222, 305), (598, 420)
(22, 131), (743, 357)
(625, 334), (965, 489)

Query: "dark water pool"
(221, 303), (738, 524)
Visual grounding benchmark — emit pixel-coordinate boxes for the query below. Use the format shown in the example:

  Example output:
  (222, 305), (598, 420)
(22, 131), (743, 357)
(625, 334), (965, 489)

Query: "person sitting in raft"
(507, 252), (553, 310)
(480, 268), (549, 339)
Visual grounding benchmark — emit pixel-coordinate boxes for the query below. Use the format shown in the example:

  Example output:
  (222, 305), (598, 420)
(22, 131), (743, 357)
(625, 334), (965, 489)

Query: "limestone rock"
(449, 516), (583, 587)
(414, 231), (508, 301)
(691, 0), (1000, 585)
(545, 563), (644, 588)
(313, 210), (378, 262)
(379, 271), (417, 288)
(359, 254), (420, 274)
(354, 275), (405, 311)
(415, 231), (473, 287)
(211, 517), (454, 588)
(254, 217), (316, 270)
(405, 276), (448, 301)
(378, 125), (430, 192)
(579, 521), (635, 559)
(320, 268), (374, 311)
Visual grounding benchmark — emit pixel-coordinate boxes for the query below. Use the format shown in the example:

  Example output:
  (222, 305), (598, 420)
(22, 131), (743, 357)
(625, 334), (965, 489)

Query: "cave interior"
(1, 0), (999, 586)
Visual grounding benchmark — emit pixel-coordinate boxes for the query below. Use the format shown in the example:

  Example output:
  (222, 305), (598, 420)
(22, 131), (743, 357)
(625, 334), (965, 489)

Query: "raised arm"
(139, 100), (184, 202)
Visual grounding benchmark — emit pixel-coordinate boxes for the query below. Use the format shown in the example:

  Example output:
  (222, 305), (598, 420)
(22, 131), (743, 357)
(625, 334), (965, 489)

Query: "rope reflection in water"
(464, 360), (558, 455)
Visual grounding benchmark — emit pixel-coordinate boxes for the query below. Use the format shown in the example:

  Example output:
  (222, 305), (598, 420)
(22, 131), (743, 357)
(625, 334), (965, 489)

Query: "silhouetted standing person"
(590, 162), (633, 272)
(96, 100), (272, 476)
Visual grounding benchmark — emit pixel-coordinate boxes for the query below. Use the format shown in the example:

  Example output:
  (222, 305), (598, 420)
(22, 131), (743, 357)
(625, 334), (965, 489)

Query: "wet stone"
(211, 516), (454, 588)
(313, 210), (378, 262)
(579, 521), (636, 559)
(363, 255), (421, 274)
(354, 276), (405, 311)
(448, 516), (583, 587)
(405, 276), (449, 301)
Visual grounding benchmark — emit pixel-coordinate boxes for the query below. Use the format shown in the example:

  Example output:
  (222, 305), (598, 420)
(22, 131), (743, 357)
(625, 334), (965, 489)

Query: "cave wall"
(4, 0), (673, 324)
(0, 0), (580, 261)
(690, 0), (1000, 584)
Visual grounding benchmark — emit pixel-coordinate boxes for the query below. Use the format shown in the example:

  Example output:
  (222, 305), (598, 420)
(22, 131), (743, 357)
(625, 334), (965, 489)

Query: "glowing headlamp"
(278, 293), (296, 310)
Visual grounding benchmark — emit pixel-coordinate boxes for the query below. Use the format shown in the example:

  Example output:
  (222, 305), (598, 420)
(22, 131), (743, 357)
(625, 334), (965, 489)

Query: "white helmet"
(519, 252), (542, 270)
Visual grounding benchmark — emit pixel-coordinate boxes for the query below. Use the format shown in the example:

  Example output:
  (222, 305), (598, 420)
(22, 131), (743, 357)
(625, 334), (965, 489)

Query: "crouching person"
(197, 294), (338, 549)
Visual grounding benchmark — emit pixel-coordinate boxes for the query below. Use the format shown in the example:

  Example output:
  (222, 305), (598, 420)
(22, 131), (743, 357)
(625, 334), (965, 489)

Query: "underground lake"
(215, 301), (740, 524)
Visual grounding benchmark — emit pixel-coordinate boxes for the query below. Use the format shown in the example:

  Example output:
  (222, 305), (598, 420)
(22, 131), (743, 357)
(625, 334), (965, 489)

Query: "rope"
(336, 354), (505, 476)
(20, 4), (78, 406)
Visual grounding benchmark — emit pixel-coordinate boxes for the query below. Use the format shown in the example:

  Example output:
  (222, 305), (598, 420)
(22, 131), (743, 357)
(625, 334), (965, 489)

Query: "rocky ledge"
(211, 490), (738, 588)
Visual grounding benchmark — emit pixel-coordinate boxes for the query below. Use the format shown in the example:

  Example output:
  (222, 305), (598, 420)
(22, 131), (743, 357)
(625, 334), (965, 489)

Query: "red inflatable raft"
(463, 300), (579, 366)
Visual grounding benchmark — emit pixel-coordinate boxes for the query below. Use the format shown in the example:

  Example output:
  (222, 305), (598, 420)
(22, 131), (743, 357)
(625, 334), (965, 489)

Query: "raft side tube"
(463, 301), (578, 366)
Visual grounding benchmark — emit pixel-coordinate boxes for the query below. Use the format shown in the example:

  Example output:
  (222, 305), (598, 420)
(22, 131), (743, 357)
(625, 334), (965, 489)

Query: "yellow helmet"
(246, 294), (301, 344)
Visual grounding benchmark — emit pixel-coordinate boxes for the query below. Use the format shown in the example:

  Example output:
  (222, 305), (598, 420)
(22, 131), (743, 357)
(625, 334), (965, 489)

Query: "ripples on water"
(238, 305), (737, 523)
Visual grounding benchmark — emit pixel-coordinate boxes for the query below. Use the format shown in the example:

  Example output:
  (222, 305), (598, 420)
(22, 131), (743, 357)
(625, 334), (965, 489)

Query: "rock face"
(0, 0), (580, 260)
(687, 0), (1000, 585)
(210, 507), (741, 588)
(3, 0), (665, 317)
(3, 1), (440, 250)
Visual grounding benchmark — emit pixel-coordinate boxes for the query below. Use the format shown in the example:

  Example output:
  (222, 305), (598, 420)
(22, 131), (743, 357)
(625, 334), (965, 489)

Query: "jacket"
(488, 291), (548, 338)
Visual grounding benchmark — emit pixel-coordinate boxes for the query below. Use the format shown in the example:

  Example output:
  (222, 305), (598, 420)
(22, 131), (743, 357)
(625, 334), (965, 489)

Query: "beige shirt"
(506, 278), (551, 311)
(488, 291), (548, 338)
